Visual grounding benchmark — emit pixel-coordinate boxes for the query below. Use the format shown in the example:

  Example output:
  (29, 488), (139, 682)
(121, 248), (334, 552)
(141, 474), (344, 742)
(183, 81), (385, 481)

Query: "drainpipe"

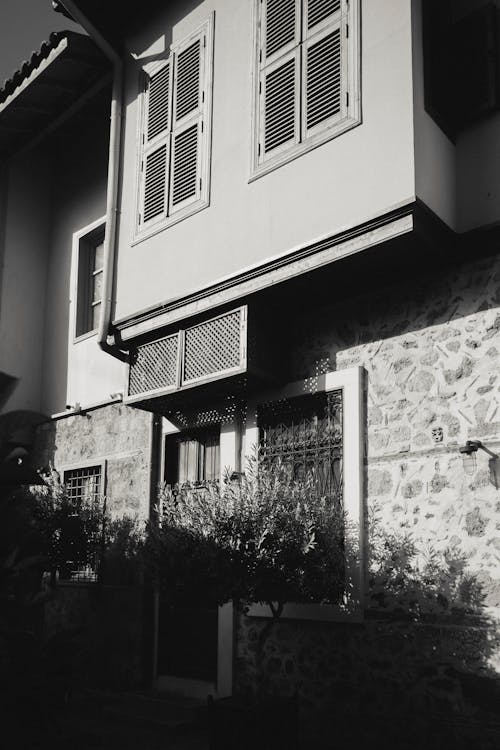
(57, 1), (128, 362)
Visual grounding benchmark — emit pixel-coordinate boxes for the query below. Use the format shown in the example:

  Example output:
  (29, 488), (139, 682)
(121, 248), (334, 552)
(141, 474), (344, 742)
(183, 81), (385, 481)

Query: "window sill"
(132, 198), (209, 246)
(74, 329), (98, 344)
(249, 113), (361, 183)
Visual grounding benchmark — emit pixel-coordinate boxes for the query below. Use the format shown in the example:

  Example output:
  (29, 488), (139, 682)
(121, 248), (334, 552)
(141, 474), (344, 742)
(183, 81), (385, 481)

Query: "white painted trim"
(119, 211), (414, 340)
(245, 366), (365, 621)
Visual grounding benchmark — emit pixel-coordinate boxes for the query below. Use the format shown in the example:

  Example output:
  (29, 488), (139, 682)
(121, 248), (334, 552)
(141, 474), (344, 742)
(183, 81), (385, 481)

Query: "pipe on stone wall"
(58, 1), (129, 363)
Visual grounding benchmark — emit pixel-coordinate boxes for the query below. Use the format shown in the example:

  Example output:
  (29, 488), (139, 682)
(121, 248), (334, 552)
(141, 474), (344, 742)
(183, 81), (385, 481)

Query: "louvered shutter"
(169, 32), (205, 215)
(139, 62), (172, 228)
(303, 0), (346, 139)
(258, 0), (300, 161)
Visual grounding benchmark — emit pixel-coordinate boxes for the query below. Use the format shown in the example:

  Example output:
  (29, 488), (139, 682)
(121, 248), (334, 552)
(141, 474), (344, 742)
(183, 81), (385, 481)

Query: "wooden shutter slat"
(305, 27), (342, 131)
(264, 0), (299, 59)
(143, 144), (168, 222)
(171, 123), (199, 206)
(147, 63), (170, 140)
(306, 0), (341, 31)
(175, 39), (201, 121)
(262, 52), (299, 154)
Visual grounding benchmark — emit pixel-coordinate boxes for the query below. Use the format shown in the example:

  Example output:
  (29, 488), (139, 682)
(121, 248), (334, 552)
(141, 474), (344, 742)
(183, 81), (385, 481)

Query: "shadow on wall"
(290, 252), (500, 380)
(236, 506), (500, 750)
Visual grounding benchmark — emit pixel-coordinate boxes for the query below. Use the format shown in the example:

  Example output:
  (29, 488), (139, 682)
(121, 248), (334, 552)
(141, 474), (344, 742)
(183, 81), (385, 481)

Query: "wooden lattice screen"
(182, 309), (242, 384)
(129, 333), (179, 396)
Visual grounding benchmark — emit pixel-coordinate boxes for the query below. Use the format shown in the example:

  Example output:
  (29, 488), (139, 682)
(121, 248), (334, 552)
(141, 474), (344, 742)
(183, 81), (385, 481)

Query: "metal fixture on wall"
(459, 440), (497, 475)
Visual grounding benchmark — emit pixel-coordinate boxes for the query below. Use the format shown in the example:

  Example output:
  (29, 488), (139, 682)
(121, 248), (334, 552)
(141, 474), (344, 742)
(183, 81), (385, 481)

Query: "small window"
(164, 426), (220, 485)
(61, 464), (105, 583)
(76, 227), (105, 338)
(252, 0), (360, 178)
(135, 15), (214, 241)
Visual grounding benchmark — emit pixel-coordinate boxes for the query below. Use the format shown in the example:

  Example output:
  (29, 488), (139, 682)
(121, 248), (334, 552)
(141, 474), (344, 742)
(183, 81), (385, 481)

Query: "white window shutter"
(139, 61), (172, 228)
(169, 33), (205, 214)
(302, 2), (346, 140)
(259, 49), (300, 159)
(262, 0), (300, 62)
(142, 142), (169, 222)
(258, 0), (300, 162)
(304, 0), (341, 35)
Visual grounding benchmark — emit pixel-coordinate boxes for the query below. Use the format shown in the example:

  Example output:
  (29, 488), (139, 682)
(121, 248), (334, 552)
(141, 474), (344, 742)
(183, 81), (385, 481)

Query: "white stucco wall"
(41, 91), (124, 415)
(0, 89), (125, 419)
(114, 0), (416, 321)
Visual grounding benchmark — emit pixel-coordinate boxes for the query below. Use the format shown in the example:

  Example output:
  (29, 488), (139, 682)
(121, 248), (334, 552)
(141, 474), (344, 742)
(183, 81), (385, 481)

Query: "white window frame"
(71, 216), (106, 344)
(250, 0), (361, 181)
(244, 366), (365, 621)
(133, 14), (214, 245)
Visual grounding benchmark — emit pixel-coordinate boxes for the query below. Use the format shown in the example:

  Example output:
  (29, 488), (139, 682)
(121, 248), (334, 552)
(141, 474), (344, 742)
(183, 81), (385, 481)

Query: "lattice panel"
(129, 334), (179, 396)
(183, 310), (242, 384)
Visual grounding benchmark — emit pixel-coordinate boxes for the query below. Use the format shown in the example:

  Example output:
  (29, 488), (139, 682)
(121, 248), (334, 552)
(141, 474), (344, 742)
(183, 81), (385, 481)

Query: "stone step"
(82, 687), (207, 723)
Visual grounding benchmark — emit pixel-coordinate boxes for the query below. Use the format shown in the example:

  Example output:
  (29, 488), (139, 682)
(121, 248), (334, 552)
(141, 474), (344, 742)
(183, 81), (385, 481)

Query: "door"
(156, 425), (221, 697)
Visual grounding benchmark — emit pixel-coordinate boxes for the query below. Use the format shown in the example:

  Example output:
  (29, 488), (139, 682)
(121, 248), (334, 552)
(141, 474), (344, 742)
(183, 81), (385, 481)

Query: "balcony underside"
(117, 199), (498, 418)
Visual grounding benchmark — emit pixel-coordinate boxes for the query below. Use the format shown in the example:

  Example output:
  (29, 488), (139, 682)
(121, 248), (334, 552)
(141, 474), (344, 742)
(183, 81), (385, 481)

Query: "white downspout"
(58, 1), (128, 361)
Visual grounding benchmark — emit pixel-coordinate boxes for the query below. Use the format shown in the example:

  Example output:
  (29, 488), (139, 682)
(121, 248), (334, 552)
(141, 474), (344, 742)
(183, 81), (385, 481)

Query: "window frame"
(73, 220), (106, 343)
(57, 459), (107, 585)
(250, 0), (361, 182)
(133, 14), (214, 245)
(164, 425), (222, 486)
(244, 366), (365, 621)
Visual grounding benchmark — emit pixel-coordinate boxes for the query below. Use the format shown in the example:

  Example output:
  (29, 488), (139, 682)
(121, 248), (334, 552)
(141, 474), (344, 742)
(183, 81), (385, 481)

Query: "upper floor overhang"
(115, 198), (500, 417)
(53, 0), (170, 53)
(113, 200), (455, 346)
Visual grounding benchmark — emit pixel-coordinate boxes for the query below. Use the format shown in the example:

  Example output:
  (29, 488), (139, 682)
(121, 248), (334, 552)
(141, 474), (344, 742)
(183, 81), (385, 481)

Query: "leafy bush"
(146, 452), (346, 618)
(32, 473), (105, 583)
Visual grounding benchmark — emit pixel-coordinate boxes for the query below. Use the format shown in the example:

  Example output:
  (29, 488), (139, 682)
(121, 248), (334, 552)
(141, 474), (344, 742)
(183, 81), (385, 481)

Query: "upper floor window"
(252, 0), (360, 179)
(135, 15), (214, 241)
(76, 225), (104, 338)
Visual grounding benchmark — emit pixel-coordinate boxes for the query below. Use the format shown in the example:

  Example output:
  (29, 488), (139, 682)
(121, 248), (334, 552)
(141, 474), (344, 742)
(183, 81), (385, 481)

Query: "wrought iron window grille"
(258, 390), (343, 506)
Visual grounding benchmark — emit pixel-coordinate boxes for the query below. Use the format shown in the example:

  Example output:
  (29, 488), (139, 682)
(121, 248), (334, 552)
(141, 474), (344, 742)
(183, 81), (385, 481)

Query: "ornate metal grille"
(259, 390), (343, 505)
(182, 310), (242, 384)
(129, 333), (179, 396)
(61, 466), (104, 583)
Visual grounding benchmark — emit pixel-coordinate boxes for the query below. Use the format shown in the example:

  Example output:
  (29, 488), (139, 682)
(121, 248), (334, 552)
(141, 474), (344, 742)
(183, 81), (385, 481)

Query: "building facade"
(2, 0), (500, 741)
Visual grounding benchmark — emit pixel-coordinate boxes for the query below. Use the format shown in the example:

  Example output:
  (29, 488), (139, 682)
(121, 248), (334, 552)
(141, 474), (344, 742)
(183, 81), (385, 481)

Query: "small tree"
(145, 451), (346, 688)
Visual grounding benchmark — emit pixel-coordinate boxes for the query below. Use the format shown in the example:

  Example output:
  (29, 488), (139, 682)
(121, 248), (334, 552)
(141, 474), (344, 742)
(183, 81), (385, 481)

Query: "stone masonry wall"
(291, 252), (500, 606)
(32, 403), (153, 688)
(236, 252), (500, 748)
(33, 402), (153, 520)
